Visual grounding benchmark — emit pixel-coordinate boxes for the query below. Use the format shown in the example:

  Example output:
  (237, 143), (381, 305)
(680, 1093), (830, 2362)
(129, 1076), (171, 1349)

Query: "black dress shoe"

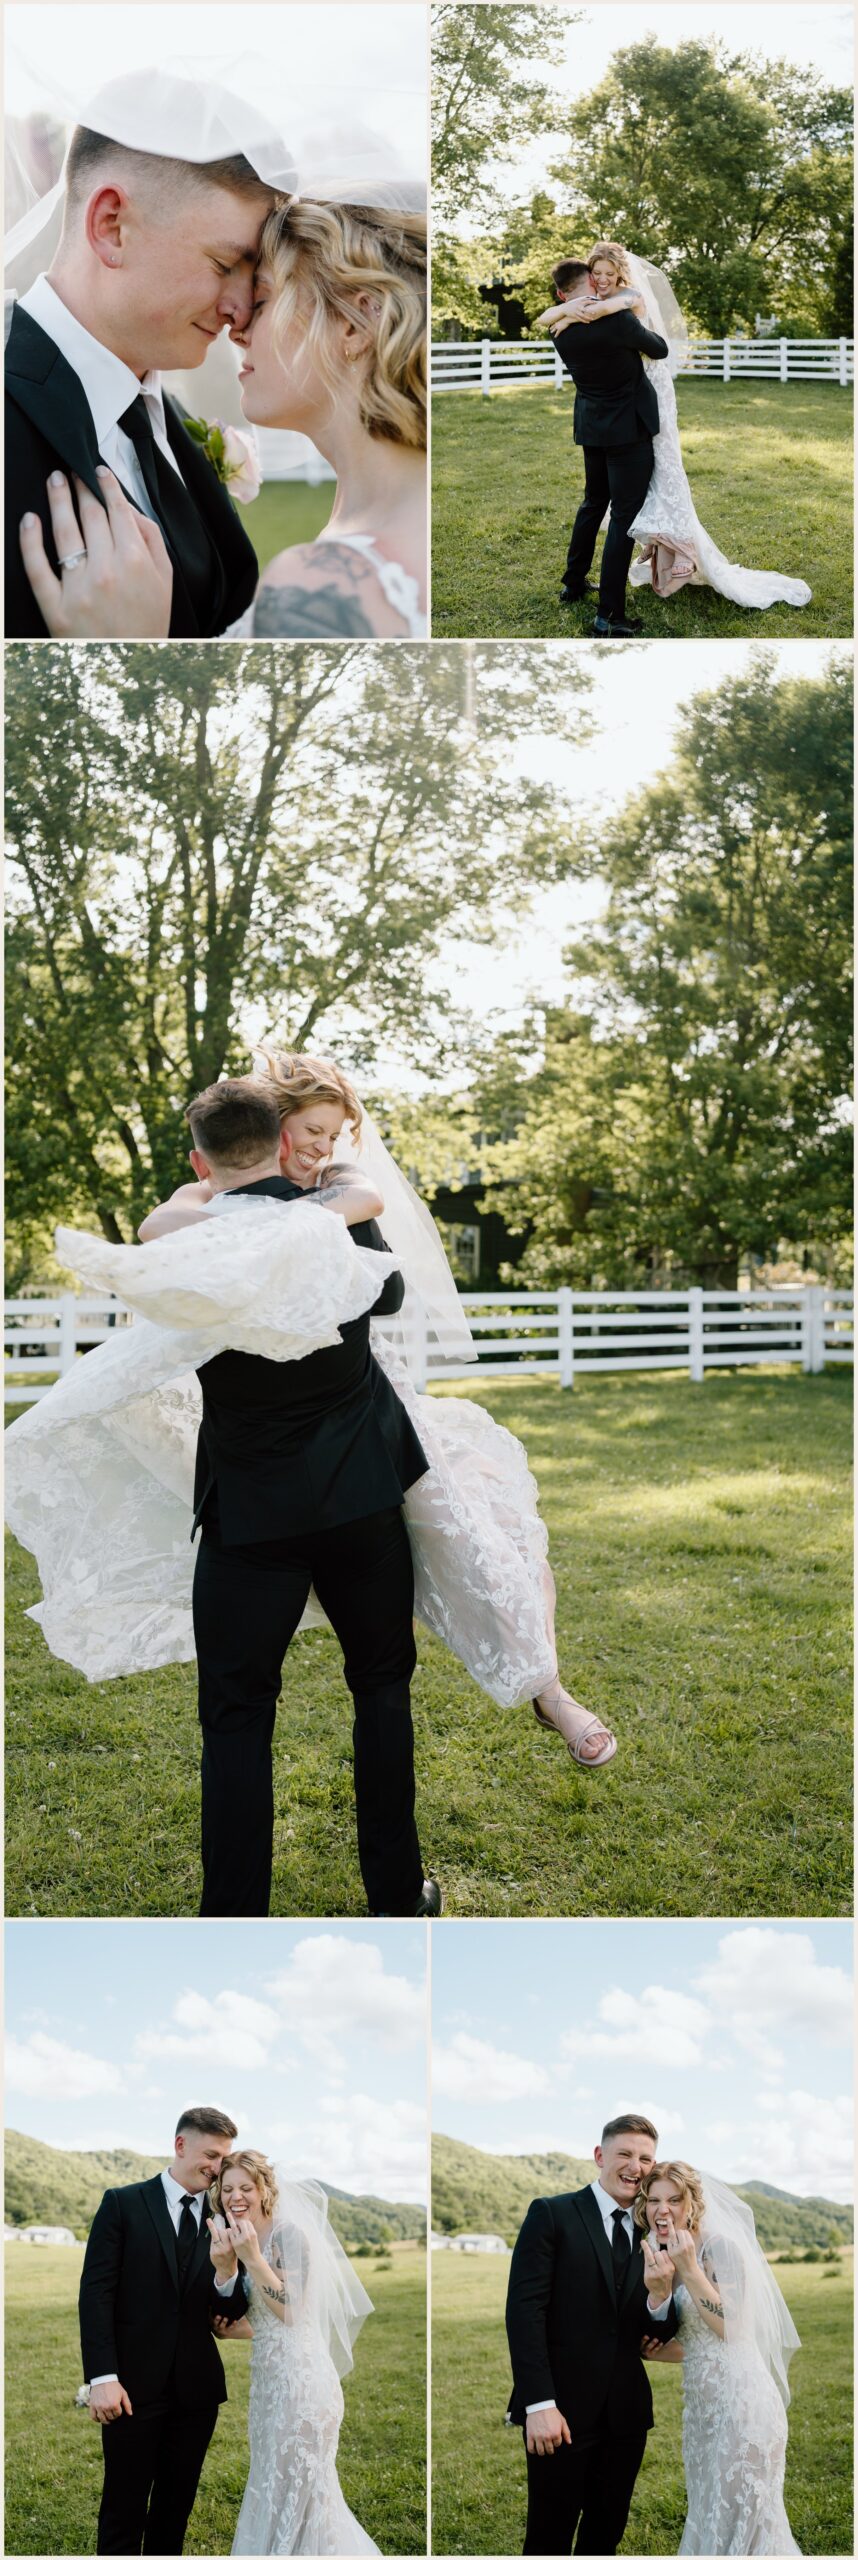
(369, 1877), (443, 1917)
(559, 582), (595, 604)
(592, 613), (644, 636)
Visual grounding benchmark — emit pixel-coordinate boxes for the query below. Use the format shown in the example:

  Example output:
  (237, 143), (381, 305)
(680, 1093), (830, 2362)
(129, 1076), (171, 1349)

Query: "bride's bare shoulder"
(252, 540), (408, 639)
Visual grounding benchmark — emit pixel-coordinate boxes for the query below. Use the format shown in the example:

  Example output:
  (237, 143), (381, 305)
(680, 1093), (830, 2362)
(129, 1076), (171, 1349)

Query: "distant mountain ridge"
(432, 2134), (853, 2253)
(4, 2130), (425, 2247)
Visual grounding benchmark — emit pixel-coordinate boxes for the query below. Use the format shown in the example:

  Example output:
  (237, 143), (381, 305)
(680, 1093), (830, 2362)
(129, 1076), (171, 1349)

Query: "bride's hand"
(207, 2214), (238, 2279)
(19, 467), (173, 637)
(642, 2234), (675, 2299)
(663, 2214), (697, 2276)
(225, 2210), (263, 2268)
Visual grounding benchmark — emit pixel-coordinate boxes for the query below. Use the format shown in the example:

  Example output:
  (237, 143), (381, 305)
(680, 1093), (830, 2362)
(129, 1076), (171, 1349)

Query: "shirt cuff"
(646, 2295), (671, 2319)
(525, 2399), (556, 2413)
(213, 2272), (238, 2295)
(89, 2373), (119, 2385)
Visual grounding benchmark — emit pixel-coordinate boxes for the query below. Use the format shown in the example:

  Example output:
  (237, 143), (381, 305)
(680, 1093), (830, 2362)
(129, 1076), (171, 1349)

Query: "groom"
(505, 2111), (678, 2555)
(78, 2105), (248, 2556)
(184, 1078), (439, 1921)
(5, 119), (268, 637)
(549, 258), (668, 637)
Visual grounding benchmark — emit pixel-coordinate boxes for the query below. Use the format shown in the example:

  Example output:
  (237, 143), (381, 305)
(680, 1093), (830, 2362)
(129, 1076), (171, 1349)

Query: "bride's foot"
(533, 1679), (617, 1768)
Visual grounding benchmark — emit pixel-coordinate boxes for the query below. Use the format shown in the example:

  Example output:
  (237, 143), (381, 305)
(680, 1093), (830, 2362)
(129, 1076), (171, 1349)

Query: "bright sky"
(472, 2), (853, 210)
(5, 4), (427, 174)
(432, 1920), (854, 2201)
(5, 1920), (428, 2203)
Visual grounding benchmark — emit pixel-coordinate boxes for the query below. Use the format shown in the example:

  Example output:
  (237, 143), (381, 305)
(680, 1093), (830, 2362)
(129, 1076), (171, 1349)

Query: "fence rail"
(5, 1286), (852, 1403)
(431, 336), (854, 393)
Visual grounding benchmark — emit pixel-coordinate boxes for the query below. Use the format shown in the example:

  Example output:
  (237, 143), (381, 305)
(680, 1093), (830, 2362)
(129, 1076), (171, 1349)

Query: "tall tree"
(432, 3), (576, 222)
(5, 642), (595, 1277)
(481, 657), (853, 1287)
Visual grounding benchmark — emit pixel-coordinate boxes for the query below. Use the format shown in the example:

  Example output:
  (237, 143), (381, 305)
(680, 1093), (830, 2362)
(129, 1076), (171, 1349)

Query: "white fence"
(431, 337), (854, 393)
(5, 1286), (853, 1403)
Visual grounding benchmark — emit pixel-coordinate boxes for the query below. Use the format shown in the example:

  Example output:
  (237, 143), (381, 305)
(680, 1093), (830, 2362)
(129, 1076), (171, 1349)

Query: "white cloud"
(694, 1930), (854, 2072)
(265, 1936), (425, 2076)
(433, 2033), (552, 2104)
(710, 2090), (854, 2203)
(6, 2033), (125, 2102)
(135, 1988), (280, 2075)
(560, 1985), (711, 2073)
(301, 2094), (427, 2201)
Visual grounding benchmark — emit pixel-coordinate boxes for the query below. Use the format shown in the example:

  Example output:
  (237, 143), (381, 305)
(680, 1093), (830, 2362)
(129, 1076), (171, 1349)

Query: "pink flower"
(220, 425), (262, 503)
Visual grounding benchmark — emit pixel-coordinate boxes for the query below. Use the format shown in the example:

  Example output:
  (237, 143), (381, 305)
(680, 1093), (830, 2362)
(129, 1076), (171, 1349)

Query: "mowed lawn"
(5, 1368), (852, 1919)
(431, 378), (852, 637)
(4, 2243), (426, 2557)
(430, 2250), (854, 2557)
(242, 477), (333, 571)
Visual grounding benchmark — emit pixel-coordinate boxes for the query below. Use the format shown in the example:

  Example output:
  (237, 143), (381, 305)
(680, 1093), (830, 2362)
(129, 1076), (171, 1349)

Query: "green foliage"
(6, 1368), (852, 1918)
(4, 2243), (426, 2556)
(430, 2251), (853, 2554)
(431, 2135), (854, 2255)
(5, 642), (596, 1281)
(3, 2130), (425, 2250)
(431, 5), (578, 223)
(477, 657), (853, 1287)
(431, 378), (853, 639)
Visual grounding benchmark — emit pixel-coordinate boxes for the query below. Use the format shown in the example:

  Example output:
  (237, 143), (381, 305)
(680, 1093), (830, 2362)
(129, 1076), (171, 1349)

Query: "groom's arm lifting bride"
(505, 2112), (678, 2558)
(546, 257), (668, 637)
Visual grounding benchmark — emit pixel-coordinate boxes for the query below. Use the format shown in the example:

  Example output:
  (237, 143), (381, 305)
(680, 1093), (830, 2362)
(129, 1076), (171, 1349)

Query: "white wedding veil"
(624, 252), (689, 379)
(333, 1106), (478, 1372)
(267, 2172), (374, 2378)
(698, 2173), (801, 2407)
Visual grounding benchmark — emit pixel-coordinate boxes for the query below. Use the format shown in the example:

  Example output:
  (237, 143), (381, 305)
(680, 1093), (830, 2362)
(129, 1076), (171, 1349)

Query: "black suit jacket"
(554, 310), (669, 448)
(506, 2185), (678, 2445)
(192, 1176), (429, 1544)
(79, 2175), (249, 2415)
(5, 305), (259, 638)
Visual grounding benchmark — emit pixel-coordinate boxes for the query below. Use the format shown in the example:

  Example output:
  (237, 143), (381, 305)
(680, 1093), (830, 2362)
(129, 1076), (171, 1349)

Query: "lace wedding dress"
(233, 2213), (379, 2556)
(4, 1197), (555, 1703)
(628, 354), (811, 608)
(675, 2268), (801, 2555)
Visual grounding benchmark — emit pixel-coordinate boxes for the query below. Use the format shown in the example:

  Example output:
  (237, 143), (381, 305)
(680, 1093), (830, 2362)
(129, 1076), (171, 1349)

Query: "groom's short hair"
(551, 258), (590, 292)
(175, 2105), (238, 2140)
(602, 2112), (658, 2143)
(65, 126), (270, 221)
(186, 1079), (282, 1165)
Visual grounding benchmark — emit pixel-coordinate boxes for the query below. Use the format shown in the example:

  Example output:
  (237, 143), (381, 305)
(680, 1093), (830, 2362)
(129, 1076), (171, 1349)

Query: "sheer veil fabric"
(673, 2173), (801, 2556)
(232, 2175), (380, 2556)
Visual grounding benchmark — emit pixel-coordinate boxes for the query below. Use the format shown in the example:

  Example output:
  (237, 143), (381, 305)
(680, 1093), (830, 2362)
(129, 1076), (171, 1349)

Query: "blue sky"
(6, 1920), (427, 2203)
(432, 1921), (853, 2202)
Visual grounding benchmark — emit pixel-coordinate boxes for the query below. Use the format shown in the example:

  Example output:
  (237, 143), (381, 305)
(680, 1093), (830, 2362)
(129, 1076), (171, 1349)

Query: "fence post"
(480, 339), (491, 398)
(800, 1288), (815, 1372)
(807, 1285), (826, 1373)
(553, 343), (564, 386)
(779, 337), (788, 382)
(722, 339), (731, 382)
(58, 1294), (78, 1375)
(839, 337), (849, 386)
(557, 1289), (574, 1389)
(688, 1288), (704, 1383)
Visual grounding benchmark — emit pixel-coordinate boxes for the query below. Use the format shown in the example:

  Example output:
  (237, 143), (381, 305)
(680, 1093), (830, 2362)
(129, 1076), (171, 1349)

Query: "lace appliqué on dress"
(629, 364), (812, 610)
(675, 2281), (801, 2555)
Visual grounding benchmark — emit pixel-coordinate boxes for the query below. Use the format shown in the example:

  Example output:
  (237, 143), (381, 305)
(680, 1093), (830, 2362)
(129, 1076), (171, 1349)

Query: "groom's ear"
(189, 1146), (212, 1181)
(85, 184), (131, 270)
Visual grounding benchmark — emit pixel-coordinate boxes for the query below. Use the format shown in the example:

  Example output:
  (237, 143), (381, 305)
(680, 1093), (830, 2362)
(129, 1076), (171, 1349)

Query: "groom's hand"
(89, 2379), (132, 2424)
(526, 2405), (571, 2457)
(642, 2236), (674, 2302)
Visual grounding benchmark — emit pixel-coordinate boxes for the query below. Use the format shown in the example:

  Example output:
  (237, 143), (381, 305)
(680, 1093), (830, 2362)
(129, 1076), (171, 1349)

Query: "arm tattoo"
(253, 580), (376, 638)
(700, 2292), (723, 2318)
(262, 2276), (285, 2307)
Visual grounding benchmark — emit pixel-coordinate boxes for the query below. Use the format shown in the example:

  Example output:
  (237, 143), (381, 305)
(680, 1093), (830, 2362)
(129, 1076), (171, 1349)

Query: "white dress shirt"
(18, 273), (185, 517)
(525, 2179), (668, 2415)
(88, 2168), (236, 2385)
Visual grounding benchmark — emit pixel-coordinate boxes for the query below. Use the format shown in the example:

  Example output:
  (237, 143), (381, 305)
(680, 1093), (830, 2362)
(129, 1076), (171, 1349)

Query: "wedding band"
(59, 550), (88, 570)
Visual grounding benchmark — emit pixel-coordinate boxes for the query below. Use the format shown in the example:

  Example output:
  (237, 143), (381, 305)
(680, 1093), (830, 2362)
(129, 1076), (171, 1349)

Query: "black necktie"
(176, 2194), (198, 2287)
(611, 2207), (631, 2288)
(118, 395), (221, 631)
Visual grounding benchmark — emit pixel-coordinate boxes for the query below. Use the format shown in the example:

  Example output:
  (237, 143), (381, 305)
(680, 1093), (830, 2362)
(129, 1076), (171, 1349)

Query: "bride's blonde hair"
(588, 240), (633, 287)
(255, 1047), (363, 1148)
(258, 198), (426, 450)
(634, 2159), (705, 2233)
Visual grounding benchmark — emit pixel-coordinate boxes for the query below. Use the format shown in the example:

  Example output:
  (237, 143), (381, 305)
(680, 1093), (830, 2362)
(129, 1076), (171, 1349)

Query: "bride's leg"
(532, 1561), (617, 1764)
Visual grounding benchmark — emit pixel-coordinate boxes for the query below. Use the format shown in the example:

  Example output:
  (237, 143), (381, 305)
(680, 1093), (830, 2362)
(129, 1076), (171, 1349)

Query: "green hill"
(4, 2129), (425, 2248)
(432, 2134), (853, 2254)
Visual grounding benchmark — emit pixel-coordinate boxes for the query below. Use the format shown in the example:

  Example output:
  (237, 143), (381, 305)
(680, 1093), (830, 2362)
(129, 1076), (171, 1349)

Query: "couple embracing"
(6, 69), (426, 641)
(506, 2111), (801, 2557)
(6, 1051), (619, 1919)
(79, 2104), (378, 2555)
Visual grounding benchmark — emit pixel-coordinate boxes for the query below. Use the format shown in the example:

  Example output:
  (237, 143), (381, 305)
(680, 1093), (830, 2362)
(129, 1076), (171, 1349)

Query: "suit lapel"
(165, 397), (258, 623)
(574, 2184), (616, 2301)
(142, 2175), (179, 2290)
(5, 308), (106, 502)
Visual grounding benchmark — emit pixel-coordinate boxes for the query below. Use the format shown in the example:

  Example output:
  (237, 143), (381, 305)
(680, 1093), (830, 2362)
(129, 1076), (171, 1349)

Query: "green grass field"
(431, 379), (852, 637)
(5, 1367), (852, 1919)
(243, 478), (334, 570)
(430, 2251), (854, 2556)
(4, 2243), (425, 2556)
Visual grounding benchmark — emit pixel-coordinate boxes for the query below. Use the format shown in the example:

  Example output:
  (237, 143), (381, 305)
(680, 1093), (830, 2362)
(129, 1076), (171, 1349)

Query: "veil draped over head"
(5, 50), (426, 294)
(698, 2174), (801, 2407)
(623, 252), (689, 378)
(268, 2174), (374, 2378)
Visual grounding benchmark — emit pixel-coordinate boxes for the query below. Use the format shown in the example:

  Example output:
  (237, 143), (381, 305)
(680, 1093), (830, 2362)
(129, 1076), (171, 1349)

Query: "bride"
(540, 241), (811, 611)
(209, 2152), (379, 2555)
(19, 196), (426, 641)
(639, 2160), (801, 2555)
(5, 1047), (616, 1771)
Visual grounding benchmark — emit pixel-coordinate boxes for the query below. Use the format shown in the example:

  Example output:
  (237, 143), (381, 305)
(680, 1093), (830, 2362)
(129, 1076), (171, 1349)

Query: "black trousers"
(97, 2400), (218, 2555)
(194, 1504), (422, 1917)
(564, 440), (655, 619)
(523, 2427), (649, 2556)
